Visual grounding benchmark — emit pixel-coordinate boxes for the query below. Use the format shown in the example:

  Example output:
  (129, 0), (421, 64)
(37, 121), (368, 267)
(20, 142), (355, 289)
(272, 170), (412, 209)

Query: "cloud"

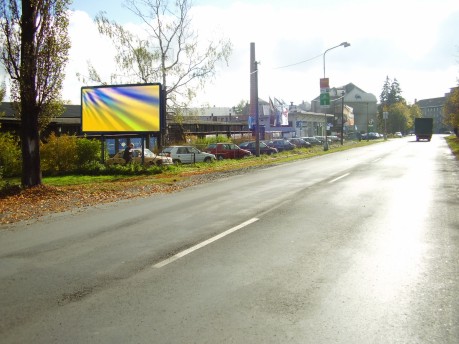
(63, 10), (118, 103)
(61, 1), (459, 106)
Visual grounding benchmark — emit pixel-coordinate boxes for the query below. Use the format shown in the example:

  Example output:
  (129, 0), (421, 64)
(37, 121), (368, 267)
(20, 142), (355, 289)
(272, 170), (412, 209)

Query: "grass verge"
(445, 135), (459, 159)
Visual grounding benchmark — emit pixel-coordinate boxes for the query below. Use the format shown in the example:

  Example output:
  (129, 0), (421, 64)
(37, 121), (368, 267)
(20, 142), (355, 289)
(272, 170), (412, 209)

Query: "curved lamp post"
(323, 41), (350, 78)
(322, 41), (350, 150)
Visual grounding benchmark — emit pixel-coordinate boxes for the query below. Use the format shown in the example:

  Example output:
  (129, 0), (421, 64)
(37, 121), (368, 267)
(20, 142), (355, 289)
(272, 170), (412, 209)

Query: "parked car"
(287, 138), (311, 148)
(205, 143), (252, 160)
(239, 141), (278, 155)
(161, 146), (216, 164)
(394, 131), (403, 138)
(361, 132), (381, 140)
(301, 137), (322, 146)
(106, 148), (173, 166)
(314, 136), (332, 144)
(265, 139), (296, 152)
(328, 135), (341, 142)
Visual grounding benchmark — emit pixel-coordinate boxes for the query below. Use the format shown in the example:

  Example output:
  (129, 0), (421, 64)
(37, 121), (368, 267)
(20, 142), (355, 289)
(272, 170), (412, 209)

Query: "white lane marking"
(153, 218), (259, 268)
(328, 173), (350, 184)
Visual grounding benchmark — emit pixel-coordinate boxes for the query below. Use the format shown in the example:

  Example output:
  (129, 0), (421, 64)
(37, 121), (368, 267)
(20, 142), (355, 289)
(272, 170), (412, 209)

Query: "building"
(312, 83), (378, 134)
(0, 102), (81, 137)
(414, 87), (457, 134)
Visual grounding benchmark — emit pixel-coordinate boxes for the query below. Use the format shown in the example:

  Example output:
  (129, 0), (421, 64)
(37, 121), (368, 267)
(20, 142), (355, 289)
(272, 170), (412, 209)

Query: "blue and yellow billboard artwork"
(81, 83), (162, 133)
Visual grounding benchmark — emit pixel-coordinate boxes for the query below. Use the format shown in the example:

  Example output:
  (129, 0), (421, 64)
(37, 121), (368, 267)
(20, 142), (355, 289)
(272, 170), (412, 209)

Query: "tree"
(379, 76), (405, 107)
(0, 0), (71, 187)
(443, 86), (459, 136)
(0, 83), (5, 119)
(378, 76), (409, 133)
(234, 100), (249, 115)
(409, 103), (422, 128)
(379, 76), (391, 106)
(82, 0), (232, 109)
(389, 78), (404, 104)
(384, 102), (411, 133)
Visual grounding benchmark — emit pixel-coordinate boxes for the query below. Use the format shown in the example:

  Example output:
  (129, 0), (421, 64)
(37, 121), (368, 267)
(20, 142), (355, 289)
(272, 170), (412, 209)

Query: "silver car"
(106, 148), (173, 166)
(162, 146), (216, 164)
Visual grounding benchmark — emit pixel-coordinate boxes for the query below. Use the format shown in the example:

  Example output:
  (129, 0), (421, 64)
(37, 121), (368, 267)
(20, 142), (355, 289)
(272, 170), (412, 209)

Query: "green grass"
(43, 175), (126, 186)
(445, 135), (459, 159)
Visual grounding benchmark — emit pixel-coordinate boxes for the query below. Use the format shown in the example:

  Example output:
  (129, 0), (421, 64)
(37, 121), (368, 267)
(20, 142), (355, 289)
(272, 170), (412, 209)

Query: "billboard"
(81, 83), (162, 133)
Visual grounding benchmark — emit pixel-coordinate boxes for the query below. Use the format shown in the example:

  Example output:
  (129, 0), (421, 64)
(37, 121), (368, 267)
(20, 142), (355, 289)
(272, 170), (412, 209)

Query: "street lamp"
(322, 41), (350, 151)
(323, 41), (350, 78)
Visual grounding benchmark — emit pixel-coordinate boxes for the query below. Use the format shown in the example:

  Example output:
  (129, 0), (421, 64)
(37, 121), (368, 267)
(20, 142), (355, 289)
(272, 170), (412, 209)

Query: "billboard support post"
(101, 135), (105, 164)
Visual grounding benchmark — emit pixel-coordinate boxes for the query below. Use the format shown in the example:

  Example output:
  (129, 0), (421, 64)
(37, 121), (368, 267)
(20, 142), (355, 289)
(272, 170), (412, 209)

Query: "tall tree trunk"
(20, 0), (41, 187)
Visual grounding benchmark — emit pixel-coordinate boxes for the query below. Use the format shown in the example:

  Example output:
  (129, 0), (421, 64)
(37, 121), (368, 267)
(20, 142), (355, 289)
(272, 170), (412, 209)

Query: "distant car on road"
(394, 132), (403, 138)
(239, 141), (278, 155)
(162, 146), (216, 164)
(106, 148), (173, 166)
(205, 143), (252, 160)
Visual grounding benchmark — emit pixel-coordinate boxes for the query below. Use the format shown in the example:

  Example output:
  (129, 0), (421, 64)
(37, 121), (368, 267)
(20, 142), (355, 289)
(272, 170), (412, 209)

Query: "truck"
(414, 117), (433, 142)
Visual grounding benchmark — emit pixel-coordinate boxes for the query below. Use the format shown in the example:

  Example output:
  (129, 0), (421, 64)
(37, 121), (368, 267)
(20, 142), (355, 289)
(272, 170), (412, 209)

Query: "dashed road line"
(153, 218), (259, 268)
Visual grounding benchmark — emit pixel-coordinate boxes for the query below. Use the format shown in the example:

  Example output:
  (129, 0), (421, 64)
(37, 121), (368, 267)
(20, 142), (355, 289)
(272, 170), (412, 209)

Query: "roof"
(313, 82), (377, 103)
(0, 102), (81, 118)
(416, 97), (445, 108)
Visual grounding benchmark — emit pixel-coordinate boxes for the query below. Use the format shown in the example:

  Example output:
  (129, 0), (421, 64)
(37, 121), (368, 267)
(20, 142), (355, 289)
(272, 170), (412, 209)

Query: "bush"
(41, 133), (77, 174)
(76, 137), (101, 165)
(194, 135), (232, 146)
(41, 134), (102, 175)
(0, 132), (22, 178)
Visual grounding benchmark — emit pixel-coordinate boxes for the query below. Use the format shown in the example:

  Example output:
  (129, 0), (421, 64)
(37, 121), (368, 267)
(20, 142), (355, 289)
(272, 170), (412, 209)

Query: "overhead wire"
(273, 53), (323, 70)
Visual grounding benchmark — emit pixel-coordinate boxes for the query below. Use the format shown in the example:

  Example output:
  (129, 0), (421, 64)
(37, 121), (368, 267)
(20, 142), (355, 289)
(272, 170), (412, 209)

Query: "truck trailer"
(414, 118), (433, 141)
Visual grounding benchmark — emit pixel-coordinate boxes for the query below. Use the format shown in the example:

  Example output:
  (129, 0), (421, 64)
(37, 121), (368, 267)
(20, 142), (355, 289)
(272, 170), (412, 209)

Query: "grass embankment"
(0, 139), (385, 224)
(445, 134), (459, 159)
(42, 139), (375, 187)
(3, 139), (380, 190)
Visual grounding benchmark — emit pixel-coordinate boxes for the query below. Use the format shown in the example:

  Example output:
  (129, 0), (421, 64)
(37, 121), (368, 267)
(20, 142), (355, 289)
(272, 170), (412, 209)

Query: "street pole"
(229, 110), (231, 139)
(254, 60), (260, 157)
(366, 102), (369, 142)
(250, 42), (260, 157)
(322, 42), (350, 151)
(383, 111), (388, 140)
(341, 96), (344, 145)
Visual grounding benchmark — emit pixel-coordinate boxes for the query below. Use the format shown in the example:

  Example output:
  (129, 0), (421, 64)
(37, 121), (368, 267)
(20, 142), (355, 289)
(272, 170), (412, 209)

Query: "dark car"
(239, 141), (278, 155)
(314, 136), (332, 144)
(265, 139), (296, 152)
(301, 137), (322, 146)
(361, 132), (381, 140)
(205, 143), (252, 160)
(287, 138), (311, 148)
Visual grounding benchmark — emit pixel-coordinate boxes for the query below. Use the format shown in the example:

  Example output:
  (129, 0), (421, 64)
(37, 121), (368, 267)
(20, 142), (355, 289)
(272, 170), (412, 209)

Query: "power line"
(273, 53), (323, 70)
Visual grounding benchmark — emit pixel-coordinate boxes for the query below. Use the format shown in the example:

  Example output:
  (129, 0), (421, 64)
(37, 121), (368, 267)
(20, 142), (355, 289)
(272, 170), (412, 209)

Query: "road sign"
(320, 78), (330, 106)
(320, 92), (330, 106)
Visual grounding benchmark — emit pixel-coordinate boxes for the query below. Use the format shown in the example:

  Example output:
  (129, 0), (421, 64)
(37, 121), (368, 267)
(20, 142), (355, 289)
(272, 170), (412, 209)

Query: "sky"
(59, 0), (459, 106)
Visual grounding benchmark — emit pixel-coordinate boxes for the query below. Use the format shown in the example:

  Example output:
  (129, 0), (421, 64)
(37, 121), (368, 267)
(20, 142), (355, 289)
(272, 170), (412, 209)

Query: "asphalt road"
(1, 135), (458, 343)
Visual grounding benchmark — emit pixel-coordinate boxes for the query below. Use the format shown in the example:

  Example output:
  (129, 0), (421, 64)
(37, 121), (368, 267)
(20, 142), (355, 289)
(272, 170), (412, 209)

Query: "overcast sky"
(61, 0), (459, 106)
